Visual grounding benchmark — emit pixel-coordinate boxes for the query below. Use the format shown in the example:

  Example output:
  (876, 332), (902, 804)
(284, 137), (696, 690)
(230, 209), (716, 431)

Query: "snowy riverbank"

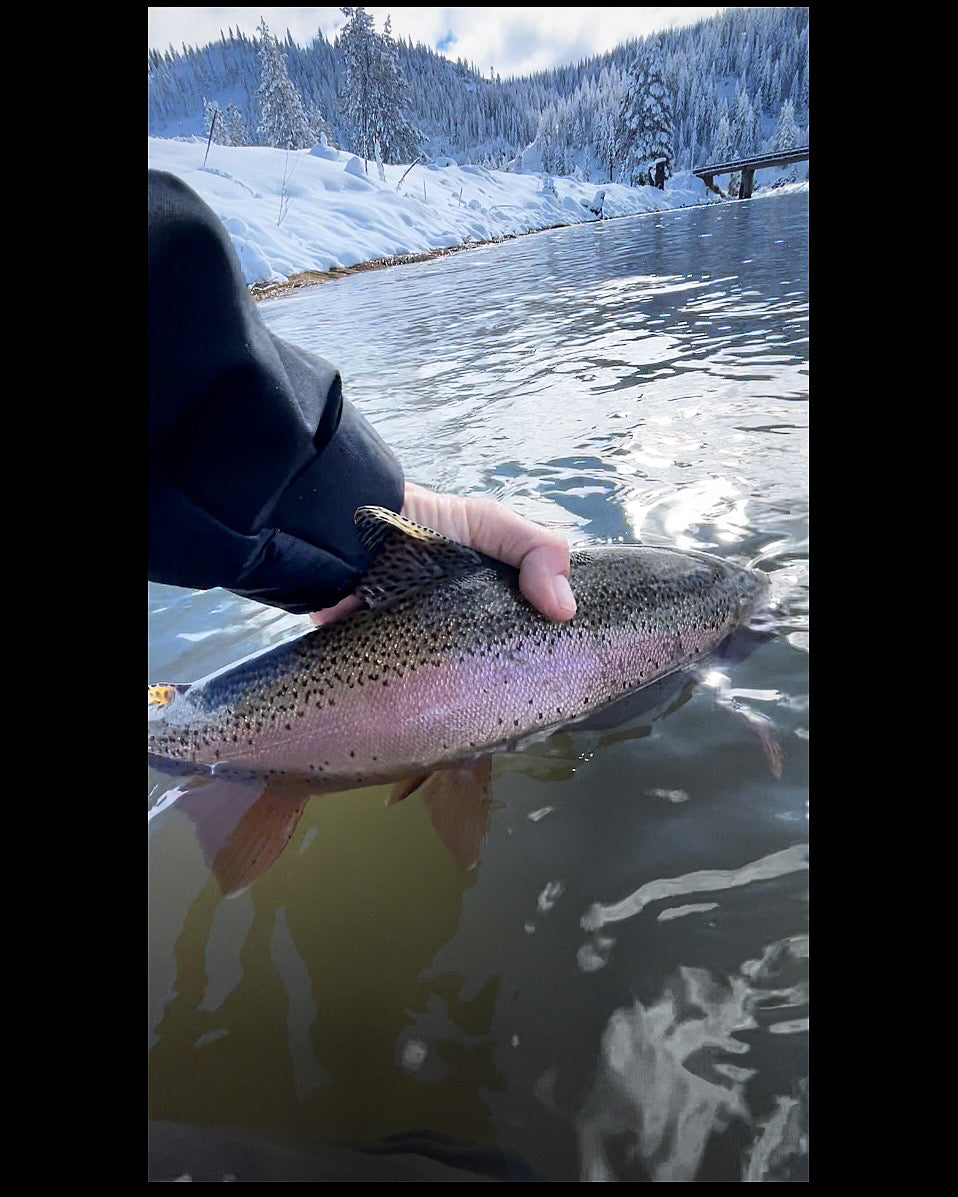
(148, 136), (724, 288)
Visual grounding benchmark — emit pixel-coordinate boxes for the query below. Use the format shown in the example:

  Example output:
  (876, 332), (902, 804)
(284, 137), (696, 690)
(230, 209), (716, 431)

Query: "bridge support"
(694, 148), (808, 201)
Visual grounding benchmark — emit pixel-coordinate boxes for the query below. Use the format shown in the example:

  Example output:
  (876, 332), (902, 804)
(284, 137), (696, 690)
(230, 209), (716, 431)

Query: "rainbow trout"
(149, 506), (767, 790)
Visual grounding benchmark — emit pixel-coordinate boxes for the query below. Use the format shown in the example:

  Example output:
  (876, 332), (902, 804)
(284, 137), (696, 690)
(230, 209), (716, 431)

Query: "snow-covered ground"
(148, 137), (806, 287)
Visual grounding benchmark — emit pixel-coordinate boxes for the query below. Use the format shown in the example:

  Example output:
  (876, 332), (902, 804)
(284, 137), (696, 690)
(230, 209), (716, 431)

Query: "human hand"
(309, 481), (576, 626)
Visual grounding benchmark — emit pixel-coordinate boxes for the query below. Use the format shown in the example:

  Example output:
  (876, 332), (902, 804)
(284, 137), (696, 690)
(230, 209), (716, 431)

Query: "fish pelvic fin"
(353, 505), (485, 609)
(387, 771), (432, 806)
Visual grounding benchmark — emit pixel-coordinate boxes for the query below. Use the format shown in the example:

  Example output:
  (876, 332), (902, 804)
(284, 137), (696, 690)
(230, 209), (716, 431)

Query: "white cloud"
(147, 7), (731, 76)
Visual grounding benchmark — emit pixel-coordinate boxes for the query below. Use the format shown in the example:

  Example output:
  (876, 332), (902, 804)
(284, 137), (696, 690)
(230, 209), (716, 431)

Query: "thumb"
(518, 543), (576, 621)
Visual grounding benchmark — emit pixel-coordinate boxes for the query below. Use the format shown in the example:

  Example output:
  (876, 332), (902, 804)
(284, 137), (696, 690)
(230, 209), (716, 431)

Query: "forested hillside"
(148, 7), (808, 182)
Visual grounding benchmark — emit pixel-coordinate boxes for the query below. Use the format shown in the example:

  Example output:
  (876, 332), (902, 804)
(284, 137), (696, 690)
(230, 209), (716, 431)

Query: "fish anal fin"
(353, 506), (484, 609)
(418, 758), (494, 871)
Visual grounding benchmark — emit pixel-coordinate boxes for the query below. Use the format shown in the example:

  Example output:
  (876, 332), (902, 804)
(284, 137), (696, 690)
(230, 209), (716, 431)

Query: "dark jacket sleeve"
(148, 169), (404, 613)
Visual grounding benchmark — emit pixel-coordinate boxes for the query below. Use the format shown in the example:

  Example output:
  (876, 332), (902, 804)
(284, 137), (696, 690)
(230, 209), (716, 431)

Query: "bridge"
(692, 146), (809, 199)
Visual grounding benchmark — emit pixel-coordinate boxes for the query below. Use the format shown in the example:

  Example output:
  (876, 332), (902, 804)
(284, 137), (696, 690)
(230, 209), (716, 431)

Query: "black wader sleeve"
(148, 169), (404, 614)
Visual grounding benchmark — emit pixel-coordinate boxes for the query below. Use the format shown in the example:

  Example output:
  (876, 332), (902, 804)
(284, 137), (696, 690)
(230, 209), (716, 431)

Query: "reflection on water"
(577, 939), (808, 1183)
(148, 188), (808, 1181)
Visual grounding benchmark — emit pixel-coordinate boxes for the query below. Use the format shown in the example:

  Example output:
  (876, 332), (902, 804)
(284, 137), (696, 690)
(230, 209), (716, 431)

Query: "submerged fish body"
(149, 507), (768, 790)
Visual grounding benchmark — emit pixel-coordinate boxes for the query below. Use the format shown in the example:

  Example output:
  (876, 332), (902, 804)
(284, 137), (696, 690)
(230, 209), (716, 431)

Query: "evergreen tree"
(774, 98), (800, 180)
(592, 65), (628, 181)
(773, 98), (799, 152)
(373, 15), (422, 162)
(731, 83), (757, 157)
(256, 17), (313, 149)
(619, 38), (674, 185)
(339, 8), (421, 165)
(203, 98), (229, 145)
(339, 6), (379, 162)
(307, 105), (336, 146)
(224, 103), (249, 146)
(712, 101), (733, 163)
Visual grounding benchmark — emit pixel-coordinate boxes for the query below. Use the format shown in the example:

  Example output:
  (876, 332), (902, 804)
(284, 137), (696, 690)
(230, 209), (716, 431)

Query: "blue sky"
(147, 7), (732, 78)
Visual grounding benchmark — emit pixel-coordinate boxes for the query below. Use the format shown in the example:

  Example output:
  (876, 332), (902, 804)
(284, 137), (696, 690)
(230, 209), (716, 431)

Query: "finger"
(403, 486), (576, 623)
(518, 543), (577, 621)
(462, 499), (575, 621)
(308, 594), (364, 626)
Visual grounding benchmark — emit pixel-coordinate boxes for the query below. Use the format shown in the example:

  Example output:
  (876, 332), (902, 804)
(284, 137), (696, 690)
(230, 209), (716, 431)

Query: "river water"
(148, 187), (808, 1182)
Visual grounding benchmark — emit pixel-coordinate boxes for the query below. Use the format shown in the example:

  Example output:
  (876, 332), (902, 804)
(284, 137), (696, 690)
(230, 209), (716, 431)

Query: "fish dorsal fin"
(354, 505), (484, 609)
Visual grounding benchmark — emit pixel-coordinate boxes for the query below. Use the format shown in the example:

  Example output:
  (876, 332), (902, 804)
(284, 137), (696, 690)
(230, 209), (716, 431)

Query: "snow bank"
(148, 137), (713, 286)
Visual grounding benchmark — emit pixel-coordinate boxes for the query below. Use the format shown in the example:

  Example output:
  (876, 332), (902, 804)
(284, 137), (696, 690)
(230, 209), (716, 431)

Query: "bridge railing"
(692, 147), (810, 177)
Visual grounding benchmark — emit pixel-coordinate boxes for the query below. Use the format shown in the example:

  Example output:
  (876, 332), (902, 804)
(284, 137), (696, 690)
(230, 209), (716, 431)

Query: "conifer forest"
(148, 7), (809, 184)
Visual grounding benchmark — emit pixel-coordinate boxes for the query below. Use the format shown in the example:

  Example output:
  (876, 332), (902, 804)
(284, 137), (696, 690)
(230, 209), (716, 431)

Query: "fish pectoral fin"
(417, 758), (494, 871)
(175, 774), (315, 897)
(727, 698), (784, 780)
(353, 505), (486, 609)
(212, 775), (315, 896)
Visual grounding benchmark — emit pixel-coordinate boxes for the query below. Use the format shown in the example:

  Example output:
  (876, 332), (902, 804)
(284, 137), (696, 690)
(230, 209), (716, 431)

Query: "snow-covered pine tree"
(774, 97), (801, 181)
(619, 38), (674, 186)
(339, 6), (378, 164)
(203, 98), (230, 145)
(592, 64), (628, 182)
(712, 99), (733, 163)
(616, 49), (645, 183)
(339, 9), (421, 166)
(774, 98), (799, 152)
(256, 17), (313, 149)
(224, 103), (249, 146)
(373, 15), (422, 163)
(759, 56), (778, 114)
(307, 105), (335, 146)
(594, 109), (617, 182)
(731, 83), (757, 158)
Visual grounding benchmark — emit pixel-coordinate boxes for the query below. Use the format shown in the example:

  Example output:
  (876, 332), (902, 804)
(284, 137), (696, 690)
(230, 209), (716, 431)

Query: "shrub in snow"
(583, 188), (605, 215)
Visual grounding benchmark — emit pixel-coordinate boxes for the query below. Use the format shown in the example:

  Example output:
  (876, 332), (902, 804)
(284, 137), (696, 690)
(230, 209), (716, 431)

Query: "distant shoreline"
(248, 205), (669, 303)
(249, 225), (557, 303)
